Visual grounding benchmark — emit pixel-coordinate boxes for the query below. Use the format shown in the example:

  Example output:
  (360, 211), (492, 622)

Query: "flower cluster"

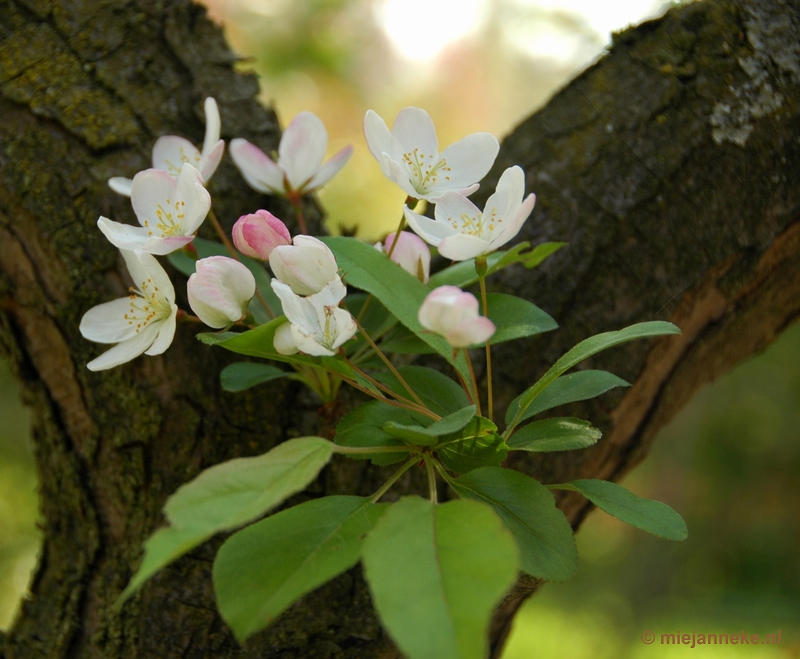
(81, 103), (532, 366)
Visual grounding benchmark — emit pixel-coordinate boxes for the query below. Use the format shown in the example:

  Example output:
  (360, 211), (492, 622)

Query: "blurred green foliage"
(0, 359), (39, 629)
(504, 321), (800, 657)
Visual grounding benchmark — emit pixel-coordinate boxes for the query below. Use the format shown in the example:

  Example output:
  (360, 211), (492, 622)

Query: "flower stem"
(425, 456), (438, 504)
(477, 258), (493, 421)
(463, 349), (482, 417)
(343, 357), (436, 418)
(385, 215), (407, 259)
(352, 316), (428, 411)
(207, 208), (275, 319)
(371, 456), (418, 503)
(288, 193), (308, 234)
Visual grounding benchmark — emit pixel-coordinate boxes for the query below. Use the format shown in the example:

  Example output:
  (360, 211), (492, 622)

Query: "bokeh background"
(1, 0), (798, 656)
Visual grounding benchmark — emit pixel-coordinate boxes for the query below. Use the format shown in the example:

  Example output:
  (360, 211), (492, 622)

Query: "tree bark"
(0, 0), (798, 657)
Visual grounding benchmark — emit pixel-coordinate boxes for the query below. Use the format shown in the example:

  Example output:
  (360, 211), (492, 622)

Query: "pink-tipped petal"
(279, 112), (328, 191)
(199, 139), (225, 182)
(447, 316), (496, 348)
(305, 144), (353, 191)
(230, 138), (286, 194)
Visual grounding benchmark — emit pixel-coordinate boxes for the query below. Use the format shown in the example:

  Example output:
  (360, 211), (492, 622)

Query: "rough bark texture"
(0, 0), (798, 658)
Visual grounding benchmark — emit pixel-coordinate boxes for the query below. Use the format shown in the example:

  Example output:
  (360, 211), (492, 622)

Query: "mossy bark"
(0, 0), (798, 658)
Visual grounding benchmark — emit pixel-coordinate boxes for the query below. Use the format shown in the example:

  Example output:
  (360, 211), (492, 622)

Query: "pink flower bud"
(418, 286), (495, 348)
(381, 231), (431, 283)
(188, 256), (256, 328)
(232, 210), (291, 260)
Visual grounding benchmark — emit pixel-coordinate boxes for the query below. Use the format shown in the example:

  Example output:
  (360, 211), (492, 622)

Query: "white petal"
(290, 324), (336, 357)
(108, 177), (133, 197)
(202, 97), (221, 156)
(380, 153), (419, 199)
(98, 218), (194, 255)
(304, 145), (353, 191)
(131, 168), (179, 228)
(403, 207), (453, 247)
(199, 140), (225, 182)
(80, 297), (140, 343)
(490, 193), (536, 251)
(273, 321), (299, 355)
(178, 172), (212, 236)
(152, 136), (201, 176)
(122, 250), (176, 305)
(482, 166), (525, 229)
(144, 305), (178, 355)
(230, 138), (286, 194)
(311, 276), (347, 308)
(392, 107), (438, 157)
(327, 307), (357, 350)
(437, 233), (493, 261)
(430, 132), (499, 194)
(364, 110), (404, 164)
(271, 280), (319, 332)
(86, 322), (161, 371)
(279, 112), (327, 191)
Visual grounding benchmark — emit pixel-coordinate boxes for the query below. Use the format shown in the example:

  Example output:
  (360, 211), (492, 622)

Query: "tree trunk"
(0, 0), (798, 657)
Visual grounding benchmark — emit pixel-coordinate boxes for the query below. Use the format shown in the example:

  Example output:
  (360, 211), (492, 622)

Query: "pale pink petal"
(202, 97), (221, 156)
(429, 132), (499, 195)
(97, 218), (156, 252)
(230, 139), (286, 194)
(391, 107), (438, 157)
(304, 144), (354, 191)
(447, 316), (496, 348)
(433, 190), (483, 226)
(188, 257), (255, 328)
(108, 177), (133, 196)
(175, 164), (211, 235)
(152, 136), (201, 176)
(278, 112), (328, 191)
(199, 139), (225, 182)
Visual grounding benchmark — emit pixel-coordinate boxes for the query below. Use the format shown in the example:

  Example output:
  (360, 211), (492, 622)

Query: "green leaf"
(214, 496), (388, 642)
(321, 236), (469, 380)
(335, 401), (423, 465)
(117, 437), (334, 604)
(487, 293), (557, 344)
(168, 237), (279, 324)
(505, 369), (629, 427)
(553, 479), (688, 541)
(508, 417), (602, 452)
(507, 322), (680, 432)
(220, 362), (290, 392)
(383, 406), (477, 448)
(374, 366), (469, 417)
(451, 467), (578, 580)
(362, 497), (518, 659)
(428, 242), (566, 289)
(436, 416), (507, 474)
(200, 319), (381, 397)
